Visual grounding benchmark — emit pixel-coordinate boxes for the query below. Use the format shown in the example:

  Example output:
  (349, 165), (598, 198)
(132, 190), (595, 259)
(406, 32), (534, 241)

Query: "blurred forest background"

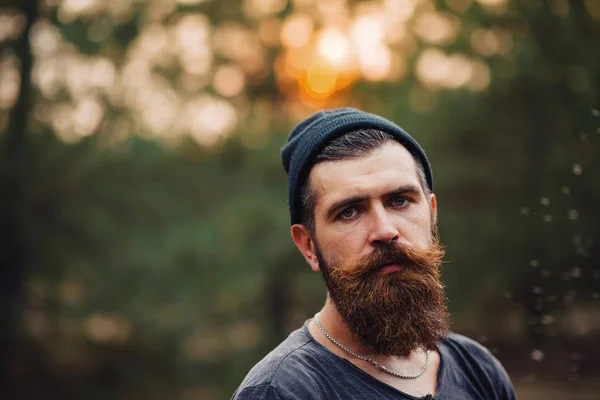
(1, 0), (599, 399)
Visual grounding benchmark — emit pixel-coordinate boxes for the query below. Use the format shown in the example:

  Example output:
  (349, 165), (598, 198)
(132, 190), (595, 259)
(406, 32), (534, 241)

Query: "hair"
(299, 129), (432, 233)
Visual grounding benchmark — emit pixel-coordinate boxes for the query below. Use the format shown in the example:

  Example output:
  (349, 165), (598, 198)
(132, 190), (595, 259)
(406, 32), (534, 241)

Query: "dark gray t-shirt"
(232, 320), (516, 400)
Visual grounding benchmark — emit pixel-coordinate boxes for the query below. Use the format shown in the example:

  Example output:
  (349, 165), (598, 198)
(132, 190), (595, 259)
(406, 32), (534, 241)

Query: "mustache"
(329, 240), (445, 281)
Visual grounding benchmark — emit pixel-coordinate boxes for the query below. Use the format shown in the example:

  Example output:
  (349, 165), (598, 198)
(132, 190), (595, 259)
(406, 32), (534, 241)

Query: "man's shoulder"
(444, 332), (491, 354)
(441, 332), (515, 399)
(240, 326), (316, 386)
(232, 325), (326, 399)
(442, 332), (499, 365)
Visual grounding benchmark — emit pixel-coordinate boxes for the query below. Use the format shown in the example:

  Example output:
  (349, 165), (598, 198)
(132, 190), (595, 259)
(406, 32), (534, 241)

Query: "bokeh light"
(4, 0), (528, 147)
(316, 27), (352, 68)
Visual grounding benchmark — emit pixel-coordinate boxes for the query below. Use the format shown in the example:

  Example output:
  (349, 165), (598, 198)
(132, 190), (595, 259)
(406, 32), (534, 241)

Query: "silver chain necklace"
(313, 314), (430, 380)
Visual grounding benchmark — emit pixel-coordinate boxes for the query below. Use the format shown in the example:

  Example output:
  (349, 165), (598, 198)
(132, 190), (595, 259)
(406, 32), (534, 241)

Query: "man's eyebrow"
(385, 185), (422, 198)
(325, 185), (422, 220)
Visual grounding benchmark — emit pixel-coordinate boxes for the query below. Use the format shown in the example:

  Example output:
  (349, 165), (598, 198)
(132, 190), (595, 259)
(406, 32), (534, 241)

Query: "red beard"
(316, 239), (450, 358)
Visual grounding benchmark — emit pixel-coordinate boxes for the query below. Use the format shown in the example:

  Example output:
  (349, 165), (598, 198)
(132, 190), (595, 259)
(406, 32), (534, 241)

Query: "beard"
(314, 235), (450, 358)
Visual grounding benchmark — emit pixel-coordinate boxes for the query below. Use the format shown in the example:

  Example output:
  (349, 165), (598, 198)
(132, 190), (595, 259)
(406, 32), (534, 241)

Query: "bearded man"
(232, 109), (516, 399)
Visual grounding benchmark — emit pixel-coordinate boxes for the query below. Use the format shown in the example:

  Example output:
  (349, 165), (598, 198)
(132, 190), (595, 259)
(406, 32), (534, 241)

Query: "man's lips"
(376, 263), (405, 275)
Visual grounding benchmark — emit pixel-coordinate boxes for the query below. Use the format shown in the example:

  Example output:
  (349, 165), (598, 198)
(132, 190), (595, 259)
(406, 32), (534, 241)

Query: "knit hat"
(281, 107), (433, 225)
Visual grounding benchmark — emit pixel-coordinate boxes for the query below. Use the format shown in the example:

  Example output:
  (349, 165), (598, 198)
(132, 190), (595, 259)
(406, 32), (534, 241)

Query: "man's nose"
(368, 205), (399, 246)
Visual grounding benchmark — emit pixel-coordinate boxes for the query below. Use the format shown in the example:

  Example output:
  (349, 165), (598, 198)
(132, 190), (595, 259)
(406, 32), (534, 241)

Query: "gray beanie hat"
(281, 108), (433, 225)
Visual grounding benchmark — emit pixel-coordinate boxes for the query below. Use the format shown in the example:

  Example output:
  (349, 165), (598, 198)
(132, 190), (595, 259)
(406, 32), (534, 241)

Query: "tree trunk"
(0, 0), (38, 388)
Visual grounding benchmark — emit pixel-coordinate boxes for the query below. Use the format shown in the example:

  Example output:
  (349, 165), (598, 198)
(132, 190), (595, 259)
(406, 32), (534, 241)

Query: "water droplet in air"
(524, 373), (536, 382)
(570, 364), (580, 373)
(529, 260), (540, 268)
(572, 164), (582, 175)
(541, 315), (555, 325)
(531, 349), (544, 362)
(563, 292), (576, 304)
(592, 108), (600, 116)
(592, 293), (599, 300)
(561, 186), (570, 194)
(571, 352), (584, 361)
(532, 286), (543, 294)
(540, 197), (550, 206)
(541, 269), (550, 278)
(520, 206), (530, 215)
(571, 267), (582, 278)
(503, 291), (512, 299)
(568, 210), (579, 220)
(542, 214), (553, 222)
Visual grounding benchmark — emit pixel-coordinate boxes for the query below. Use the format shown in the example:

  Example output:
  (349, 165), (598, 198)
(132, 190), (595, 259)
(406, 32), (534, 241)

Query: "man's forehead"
(309, 142), (421, 204)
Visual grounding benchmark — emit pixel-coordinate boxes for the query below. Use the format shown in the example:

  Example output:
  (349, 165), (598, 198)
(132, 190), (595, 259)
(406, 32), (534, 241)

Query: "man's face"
(305, 141), (449, 357)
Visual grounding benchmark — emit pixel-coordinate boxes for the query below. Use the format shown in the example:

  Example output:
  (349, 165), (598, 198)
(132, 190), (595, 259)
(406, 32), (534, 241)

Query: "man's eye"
(338, 208), (358, 220)
(391, 196), (408, 207)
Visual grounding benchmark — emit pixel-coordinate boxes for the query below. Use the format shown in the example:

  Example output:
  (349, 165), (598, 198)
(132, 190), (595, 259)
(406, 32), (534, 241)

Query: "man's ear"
(291, 224), (321, 273)
(429, 193), (437, 224)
